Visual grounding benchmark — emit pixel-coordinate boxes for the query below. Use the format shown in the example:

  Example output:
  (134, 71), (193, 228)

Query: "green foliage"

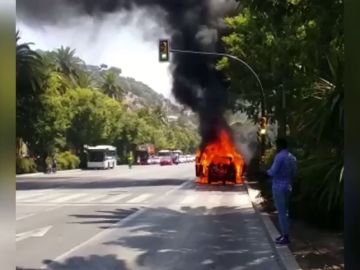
(56, 151), (80, 170)
(16, 157), (37, 174)
(220, 0), (343, 227)
(16, 32), (45, 150)
(16, 42), (200, 171)
(101, 70), (126, 100)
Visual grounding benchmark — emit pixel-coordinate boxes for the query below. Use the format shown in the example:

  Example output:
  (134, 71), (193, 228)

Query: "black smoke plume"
(17, 0), (239, 149)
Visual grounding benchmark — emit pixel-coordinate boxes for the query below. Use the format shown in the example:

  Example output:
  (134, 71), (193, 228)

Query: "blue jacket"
(267, 149), (297, 189)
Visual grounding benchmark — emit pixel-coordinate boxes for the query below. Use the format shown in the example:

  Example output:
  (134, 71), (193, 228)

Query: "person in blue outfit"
(267, 138), (297, 245)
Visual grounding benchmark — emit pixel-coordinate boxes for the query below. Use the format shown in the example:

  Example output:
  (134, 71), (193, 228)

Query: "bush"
(16, 157), (37, 174)
(56, 151), (80, 170)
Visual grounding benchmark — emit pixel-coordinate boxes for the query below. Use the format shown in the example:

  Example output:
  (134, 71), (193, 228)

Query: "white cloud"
(16, 10), (173, 98)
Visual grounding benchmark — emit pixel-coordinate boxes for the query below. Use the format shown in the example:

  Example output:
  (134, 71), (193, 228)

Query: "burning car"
(196, 129), (245, 185)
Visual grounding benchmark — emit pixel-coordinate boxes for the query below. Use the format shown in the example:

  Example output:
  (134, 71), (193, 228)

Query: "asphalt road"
(16, 163), (283, 270)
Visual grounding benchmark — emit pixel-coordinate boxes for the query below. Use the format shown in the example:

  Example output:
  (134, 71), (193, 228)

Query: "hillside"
(86, 64), (199, 128)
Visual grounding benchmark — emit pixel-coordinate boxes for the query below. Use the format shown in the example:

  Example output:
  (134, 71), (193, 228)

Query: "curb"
(245, 182), (302, 270)
(16, 169), (82, 178)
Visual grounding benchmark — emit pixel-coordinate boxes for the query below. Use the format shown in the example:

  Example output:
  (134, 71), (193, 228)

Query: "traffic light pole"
(170, 49), (267, 117)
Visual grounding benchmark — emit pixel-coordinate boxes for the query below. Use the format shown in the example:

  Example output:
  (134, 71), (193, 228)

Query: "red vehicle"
(160, 156), (173, 166)
(158, 150), (174, 166)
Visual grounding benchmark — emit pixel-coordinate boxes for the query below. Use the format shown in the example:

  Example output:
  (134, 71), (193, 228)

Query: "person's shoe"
(275, 235), (283, 241)
(276, 235), (290, 245)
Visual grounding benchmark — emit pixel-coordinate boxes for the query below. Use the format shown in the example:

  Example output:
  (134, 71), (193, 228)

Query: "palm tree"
(77, 71), (95, 89)
(54, 46), (83, 85)
(292, 48), (344, 219)
(16, 31), (45, 154)
(16, 31), (43, 93)
(101, 71), (125, 100)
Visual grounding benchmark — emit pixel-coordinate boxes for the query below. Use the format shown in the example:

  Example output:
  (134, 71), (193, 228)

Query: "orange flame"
(196, 129), (245, 184)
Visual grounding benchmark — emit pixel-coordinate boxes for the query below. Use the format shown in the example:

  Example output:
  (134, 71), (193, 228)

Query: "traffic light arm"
(170, 48), (267, 117)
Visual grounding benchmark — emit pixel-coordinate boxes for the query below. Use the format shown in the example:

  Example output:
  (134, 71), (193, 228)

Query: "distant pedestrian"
(52, 156), (57, 173)
(128, 152), (133, 169)
(267, 138), (297, 245)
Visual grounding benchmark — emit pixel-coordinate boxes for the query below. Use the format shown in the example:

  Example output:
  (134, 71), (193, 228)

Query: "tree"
(16, 31), (45, 156)
(54, 46), (84, 86)
(65, 88), (126, 153)
(218, 0), (344, 225)
(101, 70), (126, 100)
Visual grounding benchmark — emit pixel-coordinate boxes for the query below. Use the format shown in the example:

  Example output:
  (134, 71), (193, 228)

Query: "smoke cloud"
(17, 0), (239, 149)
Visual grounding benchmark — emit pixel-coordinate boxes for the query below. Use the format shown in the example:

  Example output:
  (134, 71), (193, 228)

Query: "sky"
(16, 9), (173, 98)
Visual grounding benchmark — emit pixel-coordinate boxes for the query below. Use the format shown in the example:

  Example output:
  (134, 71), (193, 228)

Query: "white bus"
(86, 145), (117, 169)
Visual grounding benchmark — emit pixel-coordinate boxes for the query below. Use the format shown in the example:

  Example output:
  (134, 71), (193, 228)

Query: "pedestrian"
(52, 156), (57, 173)
(128, 152), (133, 169)
(266, 138), (297, 245)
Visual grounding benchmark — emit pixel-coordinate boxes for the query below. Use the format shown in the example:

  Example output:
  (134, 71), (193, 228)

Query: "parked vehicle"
(136, 144), (155, 165)
(158, 150), (174, 166)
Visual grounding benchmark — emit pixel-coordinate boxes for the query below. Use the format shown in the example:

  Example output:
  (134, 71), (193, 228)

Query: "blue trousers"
(272, 185), (291, 235)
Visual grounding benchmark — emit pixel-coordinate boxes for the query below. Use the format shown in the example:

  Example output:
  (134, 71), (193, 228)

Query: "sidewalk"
(16, 169), (82, 178)
(246, 181), (302, 270)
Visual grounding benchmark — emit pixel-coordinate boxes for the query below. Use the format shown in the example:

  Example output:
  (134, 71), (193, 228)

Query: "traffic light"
(159, 39), (169, 62)
(257, 117), (267, 157)
(259, 117), (267, 135)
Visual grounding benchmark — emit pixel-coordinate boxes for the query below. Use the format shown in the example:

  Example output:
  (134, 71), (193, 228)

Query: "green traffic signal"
(159, 39), (169, 62)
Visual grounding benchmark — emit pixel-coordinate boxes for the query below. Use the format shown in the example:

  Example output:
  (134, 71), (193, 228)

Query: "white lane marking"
(233, 193), (253, 208)
(49, 193), (88, 203)
(76, 194), (107, 203)
(207, 195), (223, 207)
(16, 205), (64, 221)
(42, 178), (193, 269)
(16, 225), (53, 242)
(43, 207), (147, 269)
(126, 193), (152, 203)
(22, 193), (65, 203)
(16, 213), (36, 221)
(17, 193), (45, 201)
(180, 194), (196, 204)
(101, 193), (131, 203)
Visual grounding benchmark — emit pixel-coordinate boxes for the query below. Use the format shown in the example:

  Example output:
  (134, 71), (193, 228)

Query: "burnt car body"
(196, 155), (237, 184)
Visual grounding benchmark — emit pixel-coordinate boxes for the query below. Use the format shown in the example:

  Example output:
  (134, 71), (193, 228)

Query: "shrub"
(16, 157), (37, 174)
(56, 151), (80, 170)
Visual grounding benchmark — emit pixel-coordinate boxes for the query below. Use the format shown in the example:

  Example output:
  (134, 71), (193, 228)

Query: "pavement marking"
(207, 194), (223, 207)
(100, 193), (131, 203)
(126, 193), (152, 203)
(76, 194), (107, 203)
(16, 213), (36, 221)
(233, 193), (253, 208)
(16, 225), (53, 242)
(16, 205), (64, 221)
(49, 193), (88, 203)
(16, 192), (47, 200)
(180, 194), (197, 205)
(43, 179), (193, 269)
(43, 207), (148, 269)
(21, 193), (66, 203)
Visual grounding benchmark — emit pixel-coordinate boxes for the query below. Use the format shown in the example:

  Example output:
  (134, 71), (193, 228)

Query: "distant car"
(151, 156), (161, 164)
(179, 155), (187, 163)
(160, 156), (173, 166)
